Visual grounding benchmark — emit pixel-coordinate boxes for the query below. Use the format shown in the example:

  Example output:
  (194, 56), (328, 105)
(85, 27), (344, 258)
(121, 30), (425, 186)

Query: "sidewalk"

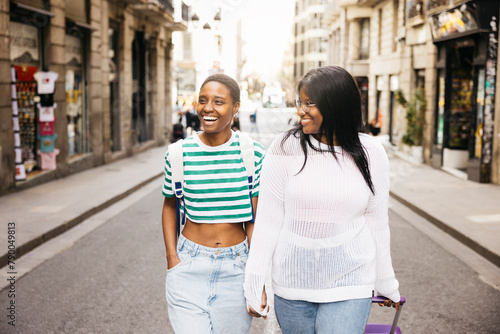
(1, 142), (500, 272)
(389, 155), (500, 268)
(0, 144), (169, 268)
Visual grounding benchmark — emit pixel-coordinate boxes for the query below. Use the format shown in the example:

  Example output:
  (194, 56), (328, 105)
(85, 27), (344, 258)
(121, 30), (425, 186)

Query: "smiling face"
(197, 81), (240, 136)
(298, 87), (324, 142)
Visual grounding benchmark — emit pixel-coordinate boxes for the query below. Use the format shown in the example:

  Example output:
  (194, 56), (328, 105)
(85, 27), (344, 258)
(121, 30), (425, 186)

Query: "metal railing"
(158, 0), (174, 13)
(426, 0), (448, 12)
(406, 0), (424, 21)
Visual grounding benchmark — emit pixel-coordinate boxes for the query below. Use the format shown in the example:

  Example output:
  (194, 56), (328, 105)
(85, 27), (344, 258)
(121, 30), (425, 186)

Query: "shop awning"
(10, 1), (54, 17)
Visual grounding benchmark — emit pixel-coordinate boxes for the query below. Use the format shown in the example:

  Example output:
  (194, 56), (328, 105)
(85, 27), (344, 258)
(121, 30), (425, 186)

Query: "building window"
(108, 20), (120, 152)
(65, 29), (89, 157)
(183, 33), (192, 60)
(393, 0), (399, 52)
(359, 18), (370, 60)
(407, 0), (424, 20)
(378, 9), (383, 55)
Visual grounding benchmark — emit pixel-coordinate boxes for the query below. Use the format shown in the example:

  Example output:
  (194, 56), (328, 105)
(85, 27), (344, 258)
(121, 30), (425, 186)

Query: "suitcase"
(365, 296), (406, 334)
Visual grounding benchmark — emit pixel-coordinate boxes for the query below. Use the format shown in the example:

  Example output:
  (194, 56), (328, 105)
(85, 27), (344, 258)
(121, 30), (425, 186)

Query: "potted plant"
(394, 88), (426, 163)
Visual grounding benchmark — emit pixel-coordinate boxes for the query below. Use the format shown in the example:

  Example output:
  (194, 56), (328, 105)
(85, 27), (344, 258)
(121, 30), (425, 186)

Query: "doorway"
(443, 45), (474, 172)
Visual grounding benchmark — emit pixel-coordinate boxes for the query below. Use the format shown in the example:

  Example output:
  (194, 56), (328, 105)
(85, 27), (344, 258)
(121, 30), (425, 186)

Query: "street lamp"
(212, 10), (221, 30)
(190, 12), (199, 26)
(189, 8), (221, 30)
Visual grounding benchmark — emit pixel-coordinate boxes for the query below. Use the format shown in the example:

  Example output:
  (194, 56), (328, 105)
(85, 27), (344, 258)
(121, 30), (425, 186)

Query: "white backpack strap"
(168, 139), (186, 237)
(239, 133), (256, 222)
(238, 133), (255, 183)
(168, 140), (184, 198)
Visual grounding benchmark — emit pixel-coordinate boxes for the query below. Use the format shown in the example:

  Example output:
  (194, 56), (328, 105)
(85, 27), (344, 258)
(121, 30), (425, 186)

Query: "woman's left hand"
(378, 299), (400, 311)
(247, 288), (269, 318)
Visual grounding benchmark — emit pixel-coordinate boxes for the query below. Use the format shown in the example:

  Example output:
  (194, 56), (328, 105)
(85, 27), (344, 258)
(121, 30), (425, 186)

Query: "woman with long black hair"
(244, 66), (400, 333)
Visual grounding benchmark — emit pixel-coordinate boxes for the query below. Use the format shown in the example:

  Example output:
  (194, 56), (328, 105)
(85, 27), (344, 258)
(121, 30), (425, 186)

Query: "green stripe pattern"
(162, 133), (265, 223)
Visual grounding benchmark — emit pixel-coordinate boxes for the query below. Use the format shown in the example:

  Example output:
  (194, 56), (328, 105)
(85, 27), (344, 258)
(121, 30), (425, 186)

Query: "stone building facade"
(0, 0), (187, 195)
(322, 0), (500, 185)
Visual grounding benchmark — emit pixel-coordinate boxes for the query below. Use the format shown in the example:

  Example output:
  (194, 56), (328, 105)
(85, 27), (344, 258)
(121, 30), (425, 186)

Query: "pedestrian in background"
(368, 110), (382, 136)
(249, 109), (259, 133)
(244, 66), (400, 333)
(232, 114), (241, 132)
(161, 74), (265, 333)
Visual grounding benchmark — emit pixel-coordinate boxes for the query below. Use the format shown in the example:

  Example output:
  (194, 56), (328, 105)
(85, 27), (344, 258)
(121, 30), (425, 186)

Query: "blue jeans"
(274, 294), (372, 334)
(166, 234), (252, 334)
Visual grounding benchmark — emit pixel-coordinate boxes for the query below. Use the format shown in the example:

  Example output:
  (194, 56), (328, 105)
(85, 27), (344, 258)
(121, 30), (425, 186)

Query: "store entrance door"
(132, 31), (147, 144)
(442, 45), (474, 174)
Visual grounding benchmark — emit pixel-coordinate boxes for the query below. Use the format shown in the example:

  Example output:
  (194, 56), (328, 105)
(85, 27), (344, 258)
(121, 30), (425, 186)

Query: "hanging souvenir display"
(37, 103), (57, 122)
(34, 71), (58, 94)
(37, 149), (60, 171)
(13, 65), (38, 177)
(11, 66), (25, 180)
(34, 71), (59, 170)
(37, 133), (58, 153)
(39, 119), (56, 136)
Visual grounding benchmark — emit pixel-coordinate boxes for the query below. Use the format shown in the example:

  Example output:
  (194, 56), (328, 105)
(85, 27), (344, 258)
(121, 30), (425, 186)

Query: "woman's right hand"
(167, 254), (181, 270)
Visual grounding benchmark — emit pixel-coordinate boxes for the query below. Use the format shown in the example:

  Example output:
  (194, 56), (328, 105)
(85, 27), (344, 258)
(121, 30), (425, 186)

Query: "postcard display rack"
(11, 66), (59, 181)
(11, 65), (40, 180)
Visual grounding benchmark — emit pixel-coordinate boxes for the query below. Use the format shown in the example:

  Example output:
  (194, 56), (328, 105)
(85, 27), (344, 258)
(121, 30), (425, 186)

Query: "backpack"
(168, 133), (256, 236)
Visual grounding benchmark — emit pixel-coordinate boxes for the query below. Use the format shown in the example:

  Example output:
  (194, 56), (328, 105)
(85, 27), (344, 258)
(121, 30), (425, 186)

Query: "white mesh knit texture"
(244, 133), (399, 313)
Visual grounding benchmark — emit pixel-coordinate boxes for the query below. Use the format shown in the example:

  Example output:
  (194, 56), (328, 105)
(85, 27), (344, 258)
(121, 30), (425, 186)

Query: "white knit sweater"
(244, 133), (400, 313)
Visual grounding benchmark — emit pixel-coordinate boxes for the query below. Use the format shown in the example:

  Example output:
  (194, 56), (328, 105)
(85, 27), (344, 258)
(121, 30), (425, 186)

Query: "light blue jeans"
(274, 294), (372, 334)
(166, 234), (252, 334)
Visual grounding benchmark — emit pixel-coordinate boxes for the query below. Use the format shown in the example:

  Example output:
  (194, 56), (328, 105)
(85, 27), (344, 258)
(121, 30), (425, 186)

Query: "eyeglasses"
(294, 99), (316, 113)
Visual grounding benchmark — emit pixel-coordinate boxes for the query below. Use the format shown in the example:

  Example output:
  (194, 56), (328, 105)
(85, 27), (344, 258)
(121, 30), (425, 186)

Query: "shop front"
(356, 77), (369, 131)
(65, 0), (91, 159)
(131, 31), (155, 145)
(429, 0), (498, 183)
(9, 2), (53, 181)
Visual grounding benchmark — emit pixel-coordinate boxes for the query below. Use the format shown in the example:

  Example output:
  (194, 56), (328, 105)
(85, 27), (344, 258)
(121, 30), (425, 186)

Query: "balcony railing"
(426, 0), (448, 12)
(158, 0), (174, 14)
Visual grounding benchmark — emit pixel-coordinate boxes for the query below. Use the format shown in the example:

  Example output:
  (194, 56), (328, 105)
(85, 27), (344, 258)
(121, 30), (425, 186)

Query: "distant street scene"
(1, 108), (499, 333)
(1, 0), (500, 333)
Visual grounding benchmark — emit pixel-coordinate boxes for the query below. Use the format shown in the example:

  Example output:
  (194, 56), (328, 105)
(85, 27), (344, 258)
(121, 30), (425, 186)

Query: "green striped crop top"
(162, 131), (265, 224)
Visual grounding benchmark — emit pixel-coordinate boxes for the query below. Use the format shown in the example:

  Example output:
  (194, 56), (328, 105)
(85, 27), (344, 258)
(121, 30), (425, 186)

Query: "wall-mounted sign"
(429, 3), (479, 40)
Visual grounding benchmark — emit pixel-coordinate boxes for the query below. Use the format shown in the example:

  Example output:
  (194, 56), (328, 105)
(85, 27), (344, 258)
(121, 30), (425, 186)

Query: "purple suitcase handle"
(372, 296), (406, 305)
(367, 296), (406, 334)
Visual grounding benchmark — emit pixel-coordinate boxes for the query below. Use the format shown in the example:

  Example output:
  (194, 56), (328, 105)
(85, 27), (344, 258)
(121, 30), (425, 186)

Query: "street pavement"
(2, 179), (499, 333)
(1, 130), (500, 294)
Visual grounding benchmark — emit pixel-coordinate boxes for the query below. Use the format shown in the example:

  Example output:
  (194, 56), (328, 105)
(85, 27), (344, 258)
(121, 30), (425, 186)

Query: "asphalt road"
(2, 107), (499, 333)
(1, 181), (499, 333)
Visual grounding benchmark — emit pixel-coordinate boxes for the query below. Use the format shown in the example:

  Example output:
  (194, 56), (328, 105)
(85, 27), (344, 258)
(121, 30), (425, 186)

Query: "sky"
(185, 0), (295, 83)
(238, 0), (295, 82)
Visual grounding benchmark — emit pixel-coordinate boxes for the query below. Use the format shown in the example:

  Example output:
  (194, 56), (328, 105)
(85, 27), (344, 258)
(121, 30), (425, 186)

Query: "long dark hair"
(282, 66), (374, 194)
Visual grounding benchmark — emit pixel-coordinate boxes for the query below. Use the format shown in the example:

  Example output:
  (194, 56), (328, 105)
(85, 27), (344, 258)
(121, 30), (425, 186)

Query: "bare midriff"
(181, 219), (247, 248)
